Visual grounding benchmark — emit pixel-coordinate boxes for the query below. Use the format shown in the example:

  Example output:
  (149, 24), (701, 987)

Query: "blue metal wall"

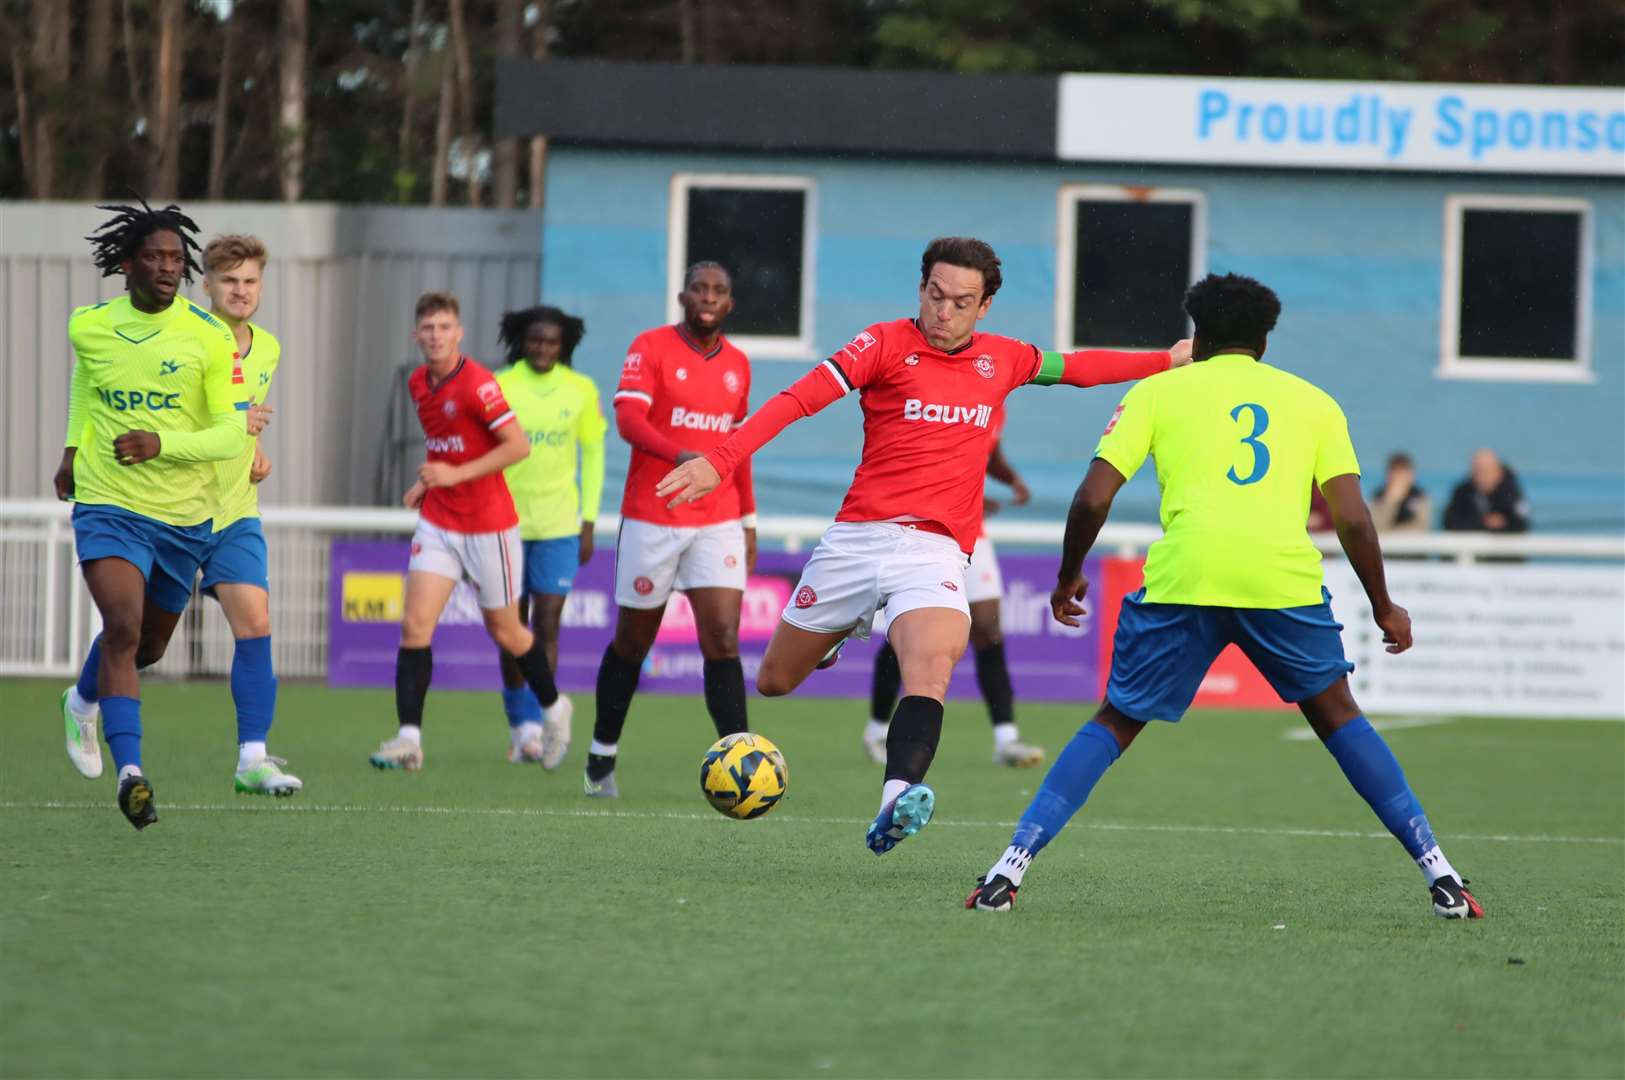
(539, 148), (1624, 533)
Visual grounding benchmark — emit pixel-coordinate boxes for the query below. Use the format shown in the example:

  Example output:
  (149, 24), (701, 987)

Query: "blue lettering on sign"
(98, 388), (182, 412)
(1195, 86), (1623, 164)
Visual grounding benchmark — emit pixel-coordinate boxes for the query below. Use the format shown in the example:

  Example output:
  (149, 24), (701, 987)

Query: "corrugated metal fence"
(0, 201), (544, 508)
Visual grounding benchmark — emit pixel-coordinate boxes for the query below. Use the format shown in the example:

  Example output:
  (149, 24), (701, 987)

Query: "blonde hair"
(414, 291), (461, 322)
(202, 234), (268, 274)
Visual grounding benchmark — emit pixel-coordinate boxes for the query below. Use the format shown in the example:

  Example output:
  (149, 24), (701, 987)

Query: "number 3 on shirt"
(1226, 403), (1270, 486)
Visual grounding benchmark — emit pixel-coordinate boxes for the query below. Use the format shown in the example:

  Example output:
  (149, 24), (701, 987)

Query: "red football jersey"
(821, 319), (1043, 553)
(614, 324), (751, 526)
(409, 356), (519, 533)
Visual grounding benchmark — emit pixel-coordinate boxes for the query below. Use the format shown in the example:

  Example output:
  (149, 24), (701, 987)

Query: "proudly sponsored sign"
(1057, 74), (1625, 176)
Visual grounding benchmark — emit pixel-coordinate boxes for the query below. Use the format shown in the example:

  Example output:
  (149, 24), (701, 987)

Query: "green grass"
(2, 677), (1621, 1079)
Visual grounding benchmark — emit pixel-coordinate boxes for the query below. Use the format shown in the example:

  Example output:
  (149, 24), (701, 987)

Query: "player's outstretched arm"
(1322, 472), (1412, 654)
(421, 417), (528, 488)
(1030, 339), (1189, 390)
(1050, 458), (1127, 626)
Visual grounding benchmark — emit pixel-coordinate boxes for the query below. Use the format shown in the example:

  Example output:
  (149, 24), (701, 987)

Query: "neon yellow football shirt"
(1094, 353), (1361, 609)
(211, 321), (281, 530)
(64, 296), (248, 528)
(496, 362), (608, 540)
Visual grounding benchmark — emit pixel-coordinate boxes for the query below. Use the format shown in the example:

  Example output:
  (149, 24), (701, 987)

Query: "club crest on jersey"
(675, 367), (688, 381)
(622, 352), (642, 376)
(1103, 404), (1125, 435)
(974, 355), (995, 379)
(795, 585), (817, 609)
(442, 400), (457, 418)
(159, 359), (180, 376)
(903, 399), (993, 428)
(723, 370), (741, 394)
(903, 353), (919, 366)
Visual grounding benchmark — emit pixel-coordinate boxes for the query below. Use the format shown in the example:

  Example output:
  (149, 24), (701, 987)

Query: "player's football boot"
(62, 689), (104, 779)
(993, 738), (1046, 768)
(865, 783), (935, 855)
(234, 756), (304, 797)
(117, 772), (158, 831)
(582, 768), (618, 798)
(862, 724), (888, 765)
(369, 736), (424, 771)
(965, 874), (1018, 912)
(507, 724), (546, 764)
(540, 694), (573, 771)
(1430, 876), (1485, 919)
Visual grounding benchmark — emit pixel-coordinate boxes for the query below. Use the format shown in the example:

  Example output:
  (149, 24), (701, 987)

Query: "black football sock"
(395, 646), (433, 729)
(974, 642), (1016, 729)
(884, 695), (945, 785)
(589, 644), (642, 780)
(869, 641), (902, 722)
(702, 656), (749, 737)
(515, 638), (560, 710)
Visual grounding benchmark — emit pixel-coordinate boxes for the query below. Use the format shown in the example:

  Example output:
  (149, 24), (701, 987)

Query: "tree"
(278, 0), (308, 201)
(148, 0), (186, 198)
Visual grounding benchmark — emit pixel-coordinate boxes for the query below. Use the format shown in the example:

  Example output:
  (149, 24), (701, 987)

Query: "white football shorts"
(408, 519), (523, 610)
(783, 522), (970, 638)
(965, 534), (1004, 604)
(614, 517), (748, 609)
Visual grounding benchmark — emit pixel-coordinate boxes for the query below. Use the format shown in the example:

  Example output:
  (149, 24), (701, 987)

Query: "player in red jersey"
(368, 291), (570, 771)
(583, 262), (757, 798)
(659, 237), (1189, 853)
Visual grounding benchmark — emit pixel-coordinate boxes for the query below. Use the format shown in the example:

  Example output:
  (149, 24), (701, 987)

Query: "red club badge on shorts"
(724, 554), (738, 568)
(410, 542), (422, 555)
(974, 355), (995, 379)
(795, 585), (817, 609)
(634, 576), (654, 595)
(942, 581), (959, 591)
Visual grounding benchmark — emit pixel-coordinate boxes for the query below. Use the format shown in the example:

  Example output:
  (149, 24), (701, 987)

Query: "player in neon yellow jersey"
(493, 305), (606, 768)
(51, 200), (247, 831)
(61, 234), (302, 799)
(968, 273), (1481, 920)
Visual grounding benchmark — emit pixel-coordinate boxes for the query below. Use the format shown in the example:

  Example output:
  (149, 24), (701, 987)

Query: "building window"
(1441, 195), (1593, 383)
(1056, 185), (1205, 351)
(667, 174), (815, 358)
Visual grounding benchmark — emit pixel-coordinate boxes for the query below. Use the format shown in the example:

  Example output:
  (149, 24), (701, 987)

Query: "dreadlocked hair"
(87, 198), (204, 282)
(498, 305), (587, 366)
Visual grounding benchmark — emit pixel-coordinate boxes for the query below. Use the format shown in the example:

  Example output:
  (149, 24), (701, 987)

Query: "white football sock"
(1417, 844), (1459, 885)
(864, 720), (889, 742)
(117, 764), (143, 782)
(396, 724), (422, 745)
(237, 741), (267, 770)
(880, 778), (910, 813)
(992, 722), (1020, 748)
(589, 739), (617, 758)
(987, 845), (1035, 887)
(66, 686), (97, 717)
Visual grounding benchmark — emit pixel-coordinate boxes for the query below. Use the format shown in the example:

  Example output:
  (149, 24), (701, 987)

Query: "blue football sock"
(1010, 720), (1122, 855)
(1323, 715), (1436, 859)
(502, 685), (543, 728)
(231, 635), (277, 745)
(75, 636), (103, 704)
(102, 696), (143, 773)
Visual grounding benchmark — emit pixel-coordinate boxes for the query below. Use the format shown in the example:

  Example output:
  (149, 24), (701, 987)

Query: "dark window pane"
(685, 187), (805, 338)
(1072, 200), (1192, 347)
(1459, 209), (1580, 361)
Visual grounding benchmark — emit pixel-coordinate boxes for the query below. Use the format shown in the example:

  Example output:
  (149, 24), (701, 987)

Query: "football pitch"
(2, 677), (1621, 1079)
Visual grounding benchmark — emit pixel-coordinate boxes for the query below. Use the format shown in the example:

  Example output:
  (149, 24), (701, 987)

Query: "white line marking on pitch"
(1281, 716), (1456, 741)
(1, 799), (1618, 846)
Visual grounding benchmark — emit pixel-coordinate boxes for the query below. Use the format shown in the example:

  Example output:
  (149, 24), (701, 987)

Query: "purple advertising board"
(330, 541), (1101, 701)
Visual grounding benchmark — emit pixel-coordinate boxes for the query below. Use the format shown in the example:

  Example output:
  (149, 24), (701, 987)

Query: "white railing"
(1, 498), (1620, 680)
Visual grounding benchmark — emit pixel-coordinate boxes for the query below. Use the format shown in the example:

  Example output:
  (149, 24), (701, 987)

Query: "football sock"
(869, 642), (902, 721)
(986, 844), (1035, 887)
(515, 639), (560, 709)
(101, 695), (143, 774)
(230, 635), (276, 746)
(993, 722), (1020, 748)
(702, 657), (749, 737)
(395, 724), (422, 744)
(1009, 720), (1121, 854)
(502, 686), (543, 729)
(1322, 715), (1447, 880)
(395, 646), (432, 730)
(75, 636), (103, 704)
(884, 695), (944, 785)
(237, 741), (267, 770)
(973, 642), (1015, 728)
(66, 685), (97, 719)
(864, 719), (889, 744)
(880, 778), (910, 812)
(593, 644), (642, 746)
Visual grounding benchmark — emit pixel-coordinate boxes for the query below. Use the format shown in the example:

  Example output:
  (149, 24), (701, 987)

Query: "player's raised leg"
(79, 555), (159, 829)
